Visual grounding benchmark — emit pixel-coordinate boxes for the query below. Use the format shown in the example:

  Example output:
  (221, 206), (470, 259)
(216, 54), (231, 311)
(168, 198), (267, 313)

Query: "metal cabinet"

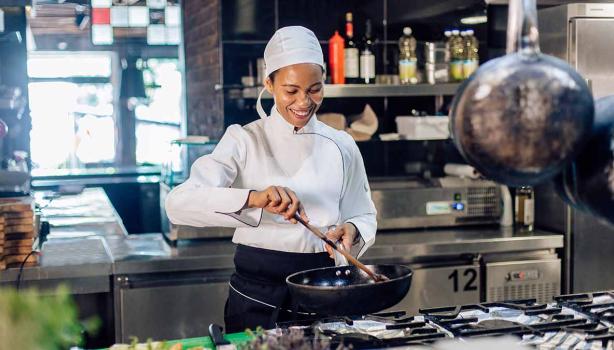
(384, 263), (481, 315)
(383, 254), (561, 314)
(113, 271), (231, 343)
(485, 259), (561, 304)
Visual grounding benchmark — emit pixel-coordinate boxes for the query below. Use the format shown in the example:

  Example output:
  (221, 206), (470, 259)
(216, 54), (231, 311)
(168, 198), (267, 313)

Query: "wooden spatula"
(293, 213), (388, 282)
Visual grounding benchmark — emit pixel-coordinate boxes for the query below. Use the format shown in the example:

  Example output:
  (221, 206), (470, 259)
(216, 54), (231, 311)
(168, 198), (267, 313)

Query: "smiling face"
(264, 63), (325, 129)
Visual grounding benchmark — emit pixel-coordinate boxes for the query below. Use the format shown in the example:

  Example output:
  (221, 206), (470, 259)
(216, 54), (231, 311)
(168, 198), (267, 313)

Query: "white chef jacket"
(165, 106), (377, 257)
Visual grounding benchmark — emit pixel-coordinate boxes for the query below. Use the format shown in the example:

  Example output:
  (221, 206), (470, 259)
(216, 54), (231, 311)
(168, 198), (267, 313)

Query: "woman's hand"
(247, 186), (308, 224)
(324, 223), (358, 258)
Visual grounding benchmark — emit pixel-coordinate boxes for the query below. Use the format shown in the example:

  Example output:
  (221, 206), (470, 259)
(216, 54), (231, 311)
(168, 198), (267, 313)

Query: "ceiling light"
(461, 15), (488, 25)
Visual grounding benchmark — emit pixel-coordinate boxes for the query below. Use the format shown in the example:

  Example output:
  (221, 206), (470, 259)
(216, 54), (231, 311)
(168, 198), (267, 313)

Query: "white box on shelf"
(395, 116), (450, 140)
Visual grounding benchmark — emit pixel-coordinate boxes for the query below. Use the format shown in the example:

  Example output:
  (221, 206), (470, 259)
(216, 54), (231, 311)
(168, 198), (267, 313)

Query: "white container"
(395, 116), (450, 140)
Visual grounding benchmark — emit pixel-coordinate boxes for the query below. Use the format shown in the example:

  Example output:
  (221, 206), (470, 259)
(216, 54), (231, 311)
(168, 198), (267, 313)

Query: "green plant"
(239, 327), (337, 350)
(0, 285), (99, 350)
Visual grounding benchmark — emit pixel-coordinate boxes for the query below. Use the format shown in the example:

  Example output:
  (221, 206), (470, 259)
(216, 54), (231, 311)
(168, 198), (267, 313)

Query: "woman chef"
(165, 26), (377, 332)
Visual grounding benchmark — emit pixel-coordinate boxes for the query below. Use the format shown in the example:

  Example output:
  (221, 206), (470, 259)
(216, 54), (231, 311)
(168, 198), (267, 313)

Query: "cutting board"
(102, 332), (252, 350)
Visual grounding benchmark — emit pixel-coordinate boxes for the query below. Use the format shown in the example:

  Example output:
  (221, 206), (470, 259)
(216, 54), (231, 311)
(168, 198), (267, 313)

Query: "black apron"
(224, 244), (334, 333)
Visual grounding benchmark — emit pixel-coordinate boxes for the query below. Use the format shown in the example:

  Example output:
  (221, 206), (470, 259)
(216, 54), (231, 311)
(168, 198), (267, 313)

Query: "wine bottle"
(360, 19), (376, 84)
(344, 12), (360, 84)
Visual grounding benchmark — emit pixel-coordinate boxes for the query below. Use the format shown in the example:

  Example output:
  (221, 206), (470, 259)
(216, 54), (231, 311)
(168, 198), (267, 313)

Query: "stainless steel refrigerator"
(539, 3), (614, 98)
(536, 3), (614, 293)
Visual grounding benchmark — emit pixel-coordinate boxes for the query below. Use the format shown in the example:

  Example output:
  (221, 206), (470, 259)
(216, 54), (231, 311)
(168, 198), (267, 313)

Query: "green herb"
(109, 337), (172, 350)
(0, 285), (99, 350)
(239, 327), (343, 350)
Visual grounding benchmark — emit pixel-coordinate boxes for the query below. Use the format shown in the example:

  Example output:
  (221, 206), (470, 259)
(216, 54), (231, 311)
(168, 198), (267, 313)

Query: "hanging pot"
(553, 95), (614, 225)
(449, 0), (594, 186)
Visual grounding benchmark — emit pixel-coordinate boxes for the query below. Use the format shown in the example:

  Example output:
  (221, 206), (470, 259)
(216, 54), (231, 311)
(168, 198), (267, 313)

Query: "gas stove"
(274, 311), (448, 348)
(270, 291), (614, 349)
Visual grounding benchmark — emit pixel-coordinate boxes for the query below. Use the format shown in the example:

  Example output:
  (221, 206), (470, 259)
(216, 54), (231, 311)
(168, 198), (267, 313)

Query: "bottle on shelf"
(398, 26), (417, 85)
(360, 19), (376, 84)
(444, 30), (452, 63)
(449, 29), (464, 82)
(446, 30), (455, 80)
(344, 12), (360, 84)
(328, 31), (345, 84)
(514, 186), (534, 231)
(463, 29), (479, 78)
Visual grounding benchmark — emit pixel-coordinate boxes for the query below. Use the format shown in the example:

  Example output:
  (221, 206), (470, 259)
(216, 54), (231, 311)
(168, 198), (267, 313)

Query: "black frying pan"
(286, 264), (412, 316)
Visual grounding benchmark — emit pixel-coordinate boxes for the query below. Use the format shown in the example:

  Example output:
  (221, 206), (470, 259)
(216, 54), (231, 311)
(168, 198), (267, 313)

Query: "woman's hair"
(268, 70), (279, 83)
(268, 65), (325, 84)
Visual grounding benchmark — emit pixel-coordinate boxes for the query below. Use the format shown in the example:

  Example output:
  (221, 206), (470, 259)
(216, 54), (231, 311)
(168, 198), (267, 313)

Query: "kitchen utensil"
(286, 264), (412, 316)
(208, 324), (236, 350)
(396, 116), (449, 140)
(424, 42), (447, 64)
(293, 213), (385, 282)
(449, 0), (594, 186)
(553, 95), (614, 225)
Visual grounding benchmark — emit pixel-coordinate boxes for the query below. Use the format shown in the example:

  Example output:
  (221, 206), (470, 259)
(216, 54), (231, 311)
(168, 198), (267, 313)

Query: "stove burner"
(419, 299), (545, 320)
(563, 322), (608, 335)
(586, 333), (614, 347)
(385, 321), (425, 330)
(419, 304), (489, 319)
(327, 331), (446, 349)
(272, 292), (614, 349)
(554, 291), (614, 305)
(362, 314), (414, 324)
(371, 310), (407, 318)
(476, 319), (520, 329)
(309, 314), (449, 348)
(554, 290), (614, 326)
(275, 315), (354, 329)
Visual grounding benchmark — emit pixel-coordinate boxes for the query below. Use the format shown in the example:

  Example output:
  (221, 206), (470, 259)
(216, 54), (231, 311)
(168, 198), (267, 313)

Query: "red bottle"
(328, 31), (345, 84)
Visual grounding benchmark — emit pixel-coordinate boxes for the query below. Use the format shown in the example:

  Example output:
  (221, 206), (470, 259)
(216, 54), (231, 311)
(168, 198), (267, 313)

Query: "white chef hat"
(257, 26), (325, 119)
(264, 26), (324, 78)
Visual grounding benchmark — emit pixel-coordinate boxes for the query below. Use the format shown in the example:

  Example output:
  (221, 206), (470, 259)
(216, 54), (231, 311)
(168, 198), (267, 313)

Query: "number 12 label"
(448, 268), (478, 292)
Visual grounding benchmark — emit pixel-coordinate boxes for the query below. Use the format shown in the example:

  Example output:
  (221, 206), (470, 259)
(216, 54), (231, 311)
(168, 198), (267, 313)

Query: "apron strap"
(256, 87), (268, 119)
(268, 290), (300, 326)
(229, 281), (313, 315)
(269, 305), (282, 326)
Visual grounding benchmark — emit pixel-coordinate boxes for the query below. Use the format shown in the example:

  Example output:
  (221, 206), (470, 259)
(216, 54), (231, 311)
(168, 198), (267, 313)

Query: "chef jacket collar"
(270, 105), (317, 134)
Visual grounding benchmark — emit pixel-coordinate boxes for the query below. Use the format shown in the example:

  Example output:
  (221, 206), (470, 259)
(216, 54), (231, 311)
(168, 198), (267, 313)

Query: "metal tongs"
(293, 213), (388, 282)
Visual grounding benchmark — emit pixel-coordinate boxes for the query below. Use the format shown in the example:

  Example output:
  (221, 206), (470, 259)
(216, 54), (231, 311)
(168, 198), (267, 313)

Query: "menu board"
(90, 0), (181, 45)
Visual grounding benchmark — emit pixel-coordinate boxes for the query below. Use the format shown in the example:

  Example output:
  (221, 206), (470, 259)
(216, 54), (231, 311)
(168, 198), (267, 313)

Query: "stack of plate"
(0, 196), (36, 270)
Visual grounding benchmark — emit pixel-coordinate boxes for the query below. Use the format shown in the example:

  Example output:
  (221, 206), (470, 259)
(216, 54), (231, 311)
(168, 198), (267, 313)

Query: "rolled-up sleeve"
(339, 136), (377, 258)
(165, 125), (263, 228)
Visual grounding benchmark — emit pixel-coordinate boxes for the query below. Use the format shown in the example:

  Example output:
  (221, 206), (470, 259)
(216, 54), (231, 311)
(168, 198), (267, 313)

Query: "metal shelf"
(239, 83), (460, 99)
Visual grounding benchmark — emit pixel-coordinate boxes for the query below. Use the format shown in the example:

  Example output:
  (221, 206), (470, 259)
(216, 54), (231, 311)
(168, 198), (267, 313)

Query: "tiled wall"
(181, 0), (225, 139)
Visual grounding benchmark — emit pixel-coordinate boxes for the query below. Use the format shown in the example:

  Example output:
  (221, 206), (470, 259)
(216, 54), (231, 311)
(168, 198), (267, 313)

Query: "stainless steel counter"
(0, 188), (563, 284)
(0, 188), (121, 292)
(366, 227), (563, 262)
(108, 228), (563, 274)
